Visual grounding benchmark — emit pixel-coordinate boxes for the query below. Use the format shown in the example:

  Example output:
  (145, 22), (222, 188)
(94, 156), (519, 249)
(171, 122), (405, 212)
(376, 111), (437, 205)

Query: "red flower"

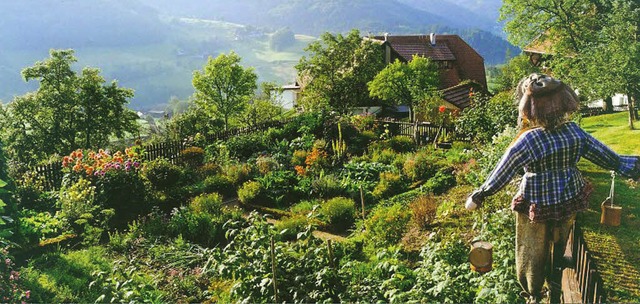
(439, 105), (446, 113)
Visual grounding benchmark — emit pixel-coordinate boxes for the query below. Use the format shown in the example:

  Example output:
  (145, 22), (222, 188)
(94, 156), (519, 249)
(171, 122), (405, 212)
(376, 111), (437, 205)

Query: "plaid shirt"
(475, 122), (640, 222)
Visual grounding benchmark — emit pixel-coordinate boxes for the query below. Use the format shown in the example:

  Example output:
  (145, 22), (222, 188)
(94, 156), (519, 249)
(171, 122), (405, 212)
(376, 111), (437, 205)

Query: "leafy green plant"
(364, 203), (411, 247)
(142, 157), (183, 191)
(202, 174), (234, 198)
(255, 155), (279, 175)
(311, 173), (345, 199)
(274, 215), (313, 241)
(237, 181), (263, 205)
(257, 170), (299, 206)
(389, 135), (416, 153)
(424, 168), (457, 195)
(225, 133), (268, 160)
(179, 146), (205, 168)
(319, 197), (356, 233)
(58, 178), (113, 245)
(403, 149), (442, 182)
(372, 171), (407, 200)
(189, 193), (223, 215)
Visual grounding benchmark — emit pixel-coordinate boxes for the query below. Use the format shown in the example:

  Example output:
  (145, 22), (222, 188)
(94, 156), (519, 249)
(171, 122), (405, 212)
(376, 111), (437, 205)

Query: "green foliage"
(202, 174), (234, 198)
(21, 246), (113, 303)
(456, 92), (518, 143)
(225, 132), (268, 161)
(257, 170), (299, 206)
(388, 135), (416, 153)
(89, 259), (164, 303)
(189, 193), (223, 215)
(364, 203), (411, 246)
(368, 57), (440, 120)
(168, 205), (241, 247)
(193, 51), (258, 130)
(179, 146), (205, 168)
(18, 210), (64, 247)
(223, 163), (254, 187)
(424, 168), (457, 195)
(319, 197), (355, 232)
(163, 104), (224, 142)
(95, 168), (148, 229)
(142, 158), (183, 191)
(255, 155), (279, 175)
(372, 171), (407, 200)
(403, 149), (442, 182)
(1, 49), (139, 164)
(311, 173), (345, 199)
(274, 214), (312, 241)
(58, 178), (112, 244)
(237, 181), (263, 205)
(490, 54), (540, 92)
(240, 82), (285, 128)
(295, 29), (385, 112)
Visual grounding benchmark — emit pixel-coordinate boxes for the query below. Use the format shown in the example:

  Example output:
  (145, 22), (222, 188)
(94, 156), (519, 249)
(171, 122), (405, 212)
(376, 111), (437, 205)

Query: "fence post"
(270, 236), (278, 303)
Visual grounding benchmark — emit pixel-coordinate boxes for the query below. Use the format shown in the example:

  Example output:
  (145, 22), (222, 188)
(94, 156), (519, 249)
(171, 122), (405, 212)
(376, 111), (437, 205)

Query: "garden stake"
(270, 236), (278, 302)
(360, 185), (365, 221)
(327, 240), (335, 270)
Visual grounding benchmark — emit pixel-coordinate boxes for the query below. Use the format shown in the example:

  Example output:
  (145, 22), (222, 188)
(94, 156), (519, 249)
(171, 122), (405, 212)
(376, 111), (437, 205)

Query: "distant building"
(368, 33), (488, 111)
(281, 82), (301, 110)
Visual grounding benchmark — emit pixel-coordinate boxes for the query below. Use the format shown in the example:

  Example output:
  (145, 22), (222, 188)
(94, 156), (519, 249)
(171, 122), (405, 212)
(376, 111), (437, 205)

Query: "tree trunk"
(603, 96), (614, 113)
(628, 95), (635, 130)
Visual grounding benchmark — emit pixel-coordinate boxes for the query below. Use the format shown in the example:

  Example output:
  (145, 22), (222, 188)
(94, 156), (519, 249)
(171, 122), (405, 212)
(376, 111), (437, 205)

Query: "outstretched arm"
(582, 132), (640, 179)
(467, 139), (532, 209)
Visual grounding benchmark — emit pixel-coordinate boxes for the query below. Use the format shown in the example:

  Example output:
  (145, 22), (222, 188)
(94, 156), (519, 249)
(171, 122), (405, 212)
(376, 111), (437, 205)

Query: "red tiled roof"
(371, 34), (487, 91)
(442, 81), (485, 109)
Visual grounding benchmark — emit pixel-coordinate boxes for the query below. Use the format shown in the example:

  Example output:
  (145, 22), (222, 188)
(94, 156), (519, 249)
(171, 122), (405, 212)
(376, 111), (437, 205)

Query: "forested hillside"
(0, 0), (516, 110)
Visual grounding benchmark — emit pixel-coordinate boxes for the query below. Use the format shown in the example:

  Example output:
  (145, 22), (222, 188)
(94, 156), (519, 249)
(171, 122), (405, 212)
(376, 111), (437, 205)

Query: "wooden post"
(270, 236), (278, 302)
(327, 240), (335, 270)
(360, 185), (365, 221)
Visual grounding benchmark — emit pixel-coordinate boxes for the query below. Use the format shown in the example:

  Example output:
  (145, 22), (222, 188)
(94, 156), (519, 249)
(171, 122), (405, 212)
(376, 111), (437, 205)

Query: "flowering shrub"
(62, 148), (142, 178)
(179, 146), (205, 168)
(0, 249), (30, 303)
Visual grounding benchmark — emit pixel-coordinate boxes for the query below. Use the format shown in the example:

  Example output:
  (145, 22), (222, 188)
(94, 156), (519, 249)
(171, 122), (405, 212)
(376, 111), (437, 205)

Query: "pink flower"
(25, 290), (30, 299)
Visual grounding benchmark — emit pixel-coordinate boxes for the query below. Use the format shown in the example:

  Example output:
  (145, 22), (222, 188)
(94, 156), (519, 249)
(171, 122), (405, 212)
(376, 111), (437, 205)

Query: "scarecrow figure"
(466, 73), (640, 303)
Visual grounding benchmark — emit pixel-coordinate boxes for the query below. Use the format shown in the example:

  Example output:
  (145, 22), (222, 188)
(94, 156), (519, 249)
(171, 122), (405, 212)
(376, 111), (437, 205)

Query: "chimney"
(384, 32), (389, 41)
(429, 33), (436, 46)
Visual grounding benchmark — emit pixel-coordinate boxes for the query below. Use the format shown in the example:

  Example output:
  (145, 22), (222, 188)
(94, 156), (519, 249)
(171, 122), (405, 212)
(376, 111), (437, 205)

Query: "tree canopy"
(368, 56), (440, 121)
(192, 51), (258, 130)
(0, 49), (139, 164)
(500, 0), (639, 128)
(295, 29), (386, 113)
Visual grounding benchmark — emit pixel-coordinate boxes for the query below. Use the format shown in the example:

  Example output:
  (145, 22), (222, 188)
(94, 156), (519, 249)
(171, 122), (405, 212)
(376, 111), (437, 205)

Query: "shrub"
(58, 178), (112, 244)
(364, 203), (411, 246)
(408, 195), (438, 229)
(223, 163), (254, 187)
(95, 169), (148, 229)
(255, 155), (279, 175)
(424, 169), (456, 195)
(371, 148), (398, 165)
(402, 150), (441, 182)
(257, 170), (299, 206)
(291, 150), (308, 167)
(275, 215), (312, 241)
(319, 197), (355, 233)
(197, 162), (220, 178)
(14, 171), (57, 212)
(311, 174), (344, 199)
(389, 135), (415, 153)
(349, 130), (378, 156)
(202, 174), (234, 198)
(179, 146), (205, 168)
(142, 158), (183, 191)
(225, 133), (268, 160)
(372, 171), (407, 200)
(237, 181), (263, 205)
(290, 200), (318, 215)
(168, 208), (222, 247)
(189, 193), (223, 215)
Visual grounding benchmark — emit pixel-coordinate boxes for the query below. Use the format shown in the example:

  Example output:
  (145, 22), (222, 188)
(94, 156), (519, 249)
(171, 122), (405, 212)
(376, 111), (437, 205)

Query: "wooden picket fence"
(31, 119), (292, 191)
(565, 222), (606, 303)
(377, 120), (469, 143)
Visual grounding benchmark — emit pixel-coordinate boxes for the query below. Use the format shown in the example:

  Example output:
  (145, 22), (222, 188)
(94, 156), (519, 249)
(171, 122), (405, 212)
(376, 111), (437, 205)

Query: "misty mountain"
(0, 0), (518, 110)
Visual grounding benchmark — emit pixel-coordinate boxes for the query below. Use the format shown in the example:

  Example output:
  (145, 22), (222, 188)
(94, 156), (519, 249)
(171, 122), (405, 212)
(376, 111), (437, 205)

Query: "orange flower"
(439, 105), (446, 113)
(294, 165), (307, 176)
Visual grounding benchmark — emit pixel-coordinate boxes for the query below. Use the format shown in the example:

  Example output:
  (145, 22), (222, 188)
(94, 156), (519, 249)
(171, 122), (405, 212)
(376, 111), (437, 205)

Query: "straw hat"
(516, 73), (579, 129)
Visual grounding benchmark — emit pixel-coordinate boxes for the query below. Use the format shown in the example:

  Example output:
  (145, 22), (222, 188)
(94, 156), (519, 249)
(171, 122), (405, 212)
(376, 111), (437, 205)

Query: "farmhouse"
(369, 33), (487, 111)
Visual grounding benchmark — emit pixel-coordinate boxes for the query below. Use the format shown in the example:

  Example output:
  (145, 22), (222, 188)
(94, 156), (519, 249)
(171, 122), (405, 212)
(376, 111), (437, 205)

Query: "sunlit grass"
(578, 112), (640, 302)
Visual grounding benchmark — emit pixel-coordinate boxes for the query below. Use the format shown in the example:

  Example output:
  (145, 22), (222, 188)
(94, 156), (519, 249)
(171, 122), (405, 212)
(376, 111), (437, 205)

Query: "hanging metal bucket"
(601, 198), (621, 227)
(469, 240), (493, 274)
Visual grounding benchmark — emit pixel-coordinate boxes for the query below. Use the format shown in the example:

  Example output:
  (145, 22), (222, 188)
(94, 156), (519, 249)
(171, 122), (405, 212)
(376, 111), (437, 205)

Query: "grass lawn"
(578, 112), (640, 302)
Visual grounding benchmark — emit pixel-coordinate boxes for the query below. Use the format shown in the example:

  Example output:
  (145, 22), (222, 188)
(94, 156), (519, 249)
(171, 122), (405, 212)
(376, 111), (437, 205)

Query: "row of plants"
(1, 106), (529, 302)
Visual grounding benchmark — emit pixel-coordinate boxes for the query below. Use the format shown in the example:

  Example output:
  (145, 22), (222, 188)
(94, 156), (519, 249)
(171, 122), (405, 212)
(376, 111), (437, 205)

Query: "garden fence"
(31, 119), (291, 191)
(377, 120), (469, 143)
(566, 222), (606, 303)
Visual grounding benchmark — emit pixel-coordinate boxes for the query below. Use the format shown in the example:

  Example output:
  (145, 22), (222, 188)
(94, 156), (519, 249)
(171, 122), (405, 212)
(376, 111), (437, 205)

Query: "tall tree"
(368, 57), (440, 121)
(192, 51), (258, 130)
(0, 49), (139, 164)
(295, 29), (386, 113)
(500, 0), (639, 128)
